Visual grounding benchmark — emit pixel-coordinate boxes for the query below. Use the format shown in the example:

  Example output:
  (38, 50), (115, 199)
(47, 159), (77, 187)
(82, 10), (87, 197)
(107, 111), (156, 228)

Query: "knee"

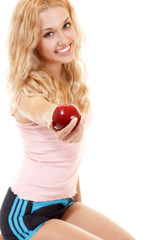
(123, 235), (136, 240)
(0, 234), (4, 240)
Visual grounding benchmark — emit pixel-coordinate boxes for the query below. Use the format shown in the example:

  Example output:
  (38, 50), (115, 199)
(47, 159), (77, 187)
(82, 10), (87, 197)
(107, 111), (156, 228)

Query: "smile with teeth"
(56, 44), (71, 54)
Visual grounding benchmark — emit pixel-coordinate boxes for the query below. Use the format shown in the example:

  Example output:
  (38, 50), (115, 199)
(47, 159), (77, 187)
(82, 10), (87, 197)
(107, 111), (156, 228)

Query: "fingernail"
(47, 122), (53, 129)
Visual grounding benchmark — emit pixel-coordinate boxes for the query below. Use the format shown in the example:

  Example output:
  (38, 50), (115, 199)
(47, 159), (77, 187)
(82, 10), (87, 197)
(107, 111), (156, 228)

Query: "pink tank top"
(11, 113), (91, 201)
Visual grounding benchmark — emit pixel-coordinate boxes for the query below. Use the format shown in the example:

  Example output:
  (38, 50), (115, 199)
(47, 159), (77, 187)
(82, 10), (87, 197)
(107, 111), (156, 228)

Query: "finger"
(47, 121), (53, 130)
(62, 120), (85, 143)
(48, 117), (77, 132)
(48, 116), (85, 143)
(62, 131), (81, 143)
(75, 116), (85, 131)
(70, 129), (84, 143)
(61, 117), (78, 134)
(55, 118), (78, 140)
(61, 115), (86, 143)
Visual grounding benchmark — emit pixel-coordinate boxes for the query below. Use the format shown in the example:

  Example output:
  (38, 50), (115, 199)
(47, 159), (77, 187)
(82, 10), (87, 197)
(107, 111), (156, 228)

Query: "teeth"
(57, 45), (70, 53)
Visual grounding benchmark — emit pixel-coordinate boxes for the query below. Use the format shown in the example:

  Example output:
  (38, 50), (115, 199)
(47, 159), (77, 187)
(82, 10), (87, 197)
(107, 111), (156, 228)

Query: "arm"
(16, 96), (56, 127)
(16, 96), (85, 143)
(75, 177), (82, 202)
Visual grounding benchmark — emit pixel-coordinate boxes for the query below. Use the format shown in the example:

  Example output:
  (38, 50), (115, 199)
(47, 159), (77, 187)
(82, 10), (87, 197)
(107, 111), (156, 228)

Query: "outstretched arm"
(16, 96), (56, 127)
(16, 96), (85, 143)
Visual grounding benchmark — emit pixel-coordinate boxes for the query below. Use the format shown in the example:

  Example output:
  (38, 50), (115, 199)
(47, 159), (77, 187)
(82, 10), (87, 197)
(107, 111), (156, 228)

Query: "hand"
(48, 116), (86, 143)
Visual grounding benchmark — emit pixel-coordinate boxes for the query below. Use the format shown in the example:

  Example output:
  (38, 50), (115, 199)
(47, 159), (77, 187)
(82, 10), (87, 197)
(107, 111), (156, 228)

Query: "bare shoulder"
(15, 95), (56, 126)
(14, 108), (32, 123)
(13, 95), (39, 123)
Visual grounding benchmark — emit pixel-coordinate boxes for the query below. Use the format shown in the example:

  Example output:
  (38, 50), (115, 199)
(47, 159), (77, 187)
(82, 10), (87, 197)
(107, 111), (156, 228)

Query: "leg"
(0, 234), (4, 240)
(62, 202), (135, 240)
(30, 219), (102, 240)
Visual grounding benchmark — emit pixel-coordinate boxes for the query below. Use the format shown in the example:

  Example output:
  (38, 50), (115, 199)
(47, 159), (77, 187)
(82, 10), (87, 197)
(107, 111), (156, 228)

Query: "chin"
(61, 55), (74, 64)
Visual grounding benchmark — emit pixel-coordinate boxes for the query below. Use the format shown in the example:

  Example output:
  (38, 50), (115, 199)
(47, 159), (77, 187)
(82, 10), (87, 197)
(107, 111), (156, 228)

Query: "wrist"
(47, 105), (57, 129)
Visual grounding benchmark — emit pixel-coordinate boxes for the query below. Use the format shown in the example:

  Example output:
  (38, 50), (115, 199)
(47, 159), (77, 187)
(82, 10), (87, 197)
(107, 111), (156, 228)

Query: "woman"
(0, 0), (135, 239)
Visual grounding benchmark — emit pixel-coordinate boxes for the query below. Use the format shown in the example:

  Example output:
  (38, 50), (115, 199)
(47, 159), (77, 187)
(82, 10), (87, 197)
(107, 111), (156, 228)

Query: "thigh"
(30, 219), (102, 240)
(0, 234), (4, 240)
(62, 202), (135, 240)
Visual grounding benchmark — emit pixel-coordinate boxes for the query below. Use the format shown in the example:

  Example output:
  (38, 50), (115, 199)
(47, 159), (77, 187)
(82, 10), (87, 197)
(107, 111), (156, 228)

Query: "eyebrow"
(41, 17), (70, 32)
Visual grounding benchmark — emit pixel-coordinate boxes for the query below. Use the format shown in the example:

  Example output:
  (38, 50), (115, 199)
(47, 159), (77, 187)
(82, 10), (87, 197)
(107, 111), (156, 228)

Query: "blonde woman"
(0, 0), (135, 239)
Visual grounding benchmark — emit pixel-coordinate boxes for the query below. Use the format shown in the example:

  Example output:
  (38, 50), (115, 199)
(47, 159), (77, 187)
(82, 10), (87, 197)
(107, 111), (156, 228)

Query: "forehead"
(39, 6), (70, 29)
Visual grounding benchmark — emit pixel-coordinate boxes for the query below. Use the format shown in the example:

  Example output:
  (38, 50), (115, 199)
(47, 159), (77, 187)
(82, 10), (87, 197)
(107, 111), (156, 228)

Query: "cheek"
(36, 40), (56, 56)
(67, 28), (77, 41)
(72, 28), (77, 41)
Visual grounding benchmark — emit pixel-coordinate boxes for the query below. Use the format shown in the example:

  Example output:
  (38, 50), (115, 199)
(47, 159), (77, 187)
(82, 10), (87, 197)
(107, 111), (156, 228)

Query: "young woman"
(0, 0), (135, 239)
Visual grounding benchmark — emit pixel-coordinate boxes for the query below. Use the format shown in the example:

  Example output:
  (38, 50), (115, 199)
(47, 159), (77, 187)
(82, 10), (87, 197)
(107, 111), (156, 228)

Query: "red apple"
(52, 104), (81, 131)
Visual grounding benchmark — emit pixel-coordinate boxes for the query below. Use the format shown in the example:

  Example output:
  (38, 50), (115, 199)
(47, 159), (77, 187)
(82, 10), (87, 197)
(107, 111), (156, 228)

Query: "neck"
(45, 62), (63, 80)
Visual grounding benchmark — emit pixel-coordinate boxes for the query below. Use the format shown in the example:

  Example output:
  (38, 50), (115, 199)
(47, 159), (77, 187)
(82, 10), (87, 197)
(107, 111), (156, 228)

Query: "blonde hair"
(7, 0), (90, 113)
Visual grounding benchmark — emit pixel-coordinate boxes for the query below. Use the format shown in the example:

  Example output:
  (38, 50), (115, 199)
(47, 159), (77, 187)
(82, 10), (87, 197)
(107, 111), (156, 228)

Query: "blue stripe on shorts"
(0, 188), (74, 240)
(8, 196), (44, 240)
(31, 198), (73, 213)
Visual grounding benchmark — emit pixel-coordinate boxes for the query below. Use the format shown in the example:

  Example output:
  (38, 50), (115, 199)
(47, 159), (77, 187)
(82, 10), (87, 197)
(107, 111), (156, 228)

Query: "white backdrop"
(0, 1), (160, 239)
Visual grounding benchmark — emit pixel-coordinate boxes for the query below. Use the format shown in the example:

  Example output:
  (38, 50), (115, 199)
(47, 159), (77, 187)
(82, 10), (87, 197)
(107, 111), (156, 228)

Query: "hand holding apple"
(52, 104), (81, 131)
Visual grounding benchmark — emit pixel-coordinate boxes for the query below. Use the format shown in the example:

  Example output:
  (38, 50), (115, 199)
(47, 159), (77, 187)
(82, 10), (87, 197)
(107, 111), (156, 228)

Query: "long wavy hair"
(7, 0), (90, 113)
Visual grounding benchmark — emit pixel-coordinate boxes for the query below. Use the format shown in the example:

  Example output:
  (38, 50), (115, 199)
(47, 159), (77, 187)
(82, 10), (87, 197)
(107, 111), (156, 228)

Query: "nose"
(57, 31), (69, 46)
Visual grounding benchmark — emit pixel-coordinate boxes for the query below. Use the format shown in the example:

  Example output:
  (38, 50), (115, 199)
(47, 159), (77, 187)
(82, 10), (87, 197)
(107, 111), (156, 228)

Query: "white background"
(0, 1), (160, 239)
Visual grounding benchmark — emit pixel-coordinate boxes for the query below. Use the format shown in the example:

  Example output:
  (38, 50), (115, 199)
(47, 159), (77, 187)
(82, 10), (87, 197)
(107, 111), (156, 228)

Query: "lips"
(55, 43), (72, 55)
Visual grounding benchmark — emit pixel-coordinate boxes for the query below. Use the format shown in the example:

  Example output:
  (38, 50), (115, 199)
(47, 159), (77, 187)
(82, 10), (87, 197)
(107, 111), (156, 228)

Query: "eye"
(64, 22), (71, 29)
(44, 32), (54, 38)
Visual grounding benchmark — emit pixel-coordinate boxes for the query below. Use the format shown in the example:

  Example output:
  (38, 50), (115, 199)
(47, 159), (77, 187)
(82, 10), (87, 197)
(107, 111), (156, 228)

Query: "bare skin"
(14, 97), (135, 240)
(30, 202), (135, 240)
(11, 6), (135, 240)
(0, 234), (4, 240)
(14, 98), (135, 240)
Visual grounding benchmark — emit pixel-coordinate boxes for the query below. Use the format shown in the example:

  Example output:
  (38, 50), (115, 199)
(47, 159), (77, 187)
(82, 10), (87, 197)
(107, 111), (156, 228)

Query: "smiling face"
(36, 6), (76, 73)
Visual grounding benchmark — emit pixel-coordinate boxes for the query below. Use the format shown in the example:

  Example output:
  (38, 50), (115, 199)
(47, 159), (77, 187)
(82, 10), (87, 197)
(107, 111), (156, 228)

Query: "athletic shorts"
(0, 188), (74, 240)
